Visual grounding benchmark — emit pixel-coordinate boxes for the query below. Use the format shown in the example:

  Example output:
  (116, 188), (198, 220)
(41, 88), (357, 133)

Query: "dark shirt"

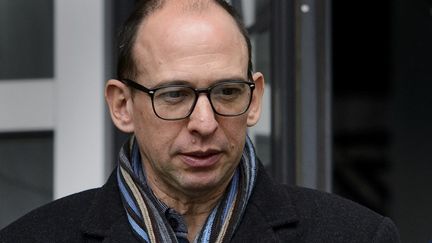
(161, 204), (189, 242)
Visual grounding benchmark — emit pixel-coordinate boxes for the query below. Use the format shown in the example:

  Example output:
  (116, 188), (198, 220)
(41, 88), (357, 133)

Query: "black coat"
(0, 164), (400, 242)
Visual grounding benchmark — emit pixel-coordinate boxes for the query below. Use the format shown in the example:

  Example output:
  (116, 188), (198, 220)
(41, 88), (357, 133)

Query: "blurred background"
(0, 0), (431, 241)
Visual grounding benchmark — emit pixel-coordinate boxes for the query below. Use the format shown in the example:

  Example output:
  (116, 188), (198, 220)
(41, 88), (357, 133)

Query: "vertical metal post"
(295, 0), (332, 192)
(316, 0), (332, 192)
(270, 0), (297, 185)
(270, 0), (332, 190)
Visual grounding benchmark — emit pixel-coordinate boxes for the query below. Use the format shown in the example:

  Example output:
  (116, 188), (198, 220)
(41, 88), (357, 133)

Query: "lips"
(179, 150), (222, 168)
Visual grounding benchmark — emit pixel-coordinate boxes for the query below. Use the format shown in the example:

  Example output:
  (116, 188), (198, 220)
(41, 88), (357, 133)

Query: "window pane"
(0, 132), (53, 228)
(0, 0), (53, 79)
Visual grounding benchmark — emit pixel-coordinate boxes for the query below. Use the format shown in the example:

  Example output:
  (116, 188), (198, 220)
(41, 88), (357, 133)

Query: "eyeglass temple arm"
(121, 79), (153, 94)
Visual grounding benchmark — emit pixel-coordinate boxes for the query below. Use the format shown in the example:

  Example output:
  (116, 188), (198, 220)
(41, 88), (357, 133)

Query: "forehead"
(132, 1), (248, 85)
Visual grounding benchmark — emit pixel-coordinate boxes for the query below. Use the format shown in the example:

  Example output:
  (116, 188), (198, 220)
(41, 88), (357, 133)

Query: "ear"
(247, 72), (265, 127)
(105, 79), (135, 133)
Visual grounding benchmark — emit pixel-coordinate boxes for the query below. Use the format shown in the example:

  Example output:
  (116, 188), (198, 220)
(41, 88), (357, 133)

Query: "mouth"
(179, 150), (222, 168)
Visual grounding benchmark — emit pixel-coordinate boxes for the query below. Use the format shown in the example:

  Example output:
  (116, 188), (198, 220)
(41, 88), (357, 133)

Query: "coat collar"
(231, 162), (301, 241)
(79, 171), (140, 242)
(249, 163), (299, 227)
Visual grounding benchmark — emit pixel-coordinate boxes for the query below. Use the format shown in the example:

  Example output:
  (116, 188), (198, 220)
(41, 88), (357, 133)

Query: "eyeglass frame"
(121, 78), (256, 121)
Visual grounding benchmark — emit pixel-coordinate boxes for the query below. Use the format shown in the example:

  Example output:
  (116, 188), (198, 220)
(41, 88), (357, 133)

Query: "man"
(0, 0), (400, 242)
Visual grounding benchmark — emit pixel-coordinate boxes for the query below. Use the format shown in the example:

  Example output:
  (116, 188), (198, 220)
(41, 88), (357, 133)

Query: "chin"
(179, 173), (224, 193)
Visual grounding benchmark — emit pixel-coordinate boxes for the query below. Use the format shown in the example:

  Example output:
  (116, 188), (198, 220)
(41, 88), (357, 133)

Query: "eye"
(155, 87), (193, 104)
(221, 87), (240, 96)
(213, 83), (245, 101)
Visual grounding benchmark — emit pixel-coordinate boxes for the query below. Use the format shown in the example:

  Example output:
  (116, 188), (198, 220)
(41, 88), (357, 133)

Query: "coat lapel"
(232, 163), (302, 242)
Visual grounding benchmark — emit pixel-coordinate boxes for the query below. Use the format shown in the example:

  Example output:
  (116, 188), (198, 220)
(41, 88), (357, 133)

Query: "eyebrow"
(153, 80), (190, 88)
(153, 76), (249, 88)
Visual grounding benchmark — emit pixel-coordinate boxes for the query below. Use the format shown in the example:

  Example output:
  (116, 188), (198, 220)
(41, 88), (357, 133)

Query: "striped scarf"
(117, 136), (257, 243)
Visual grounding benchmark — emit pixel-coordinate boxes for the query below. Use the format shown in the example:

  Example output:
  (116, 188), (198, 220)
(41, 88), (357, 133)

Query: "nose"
(187, 95), (218, 137)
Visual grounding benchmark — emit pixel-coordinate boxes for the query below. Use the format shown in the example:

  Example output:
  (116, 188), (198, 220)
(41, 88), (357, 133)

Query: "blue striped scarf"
(117, 136), (257, 243)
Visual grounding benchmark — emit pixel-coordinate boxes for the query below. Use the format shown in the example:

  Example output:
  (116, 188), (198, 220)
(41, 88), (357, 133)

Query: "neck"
(144, 172), (232, 241)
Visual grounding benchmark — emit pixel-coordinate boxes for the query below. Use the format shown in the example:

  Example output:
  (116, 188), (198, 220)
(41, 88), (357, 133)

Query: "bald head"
(116, 0), (252, 82)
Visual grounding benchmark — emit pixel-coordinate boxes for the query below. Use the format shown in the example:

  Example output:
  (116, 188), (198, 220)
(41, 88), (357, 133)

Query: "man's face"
(122, 4), (263, 198)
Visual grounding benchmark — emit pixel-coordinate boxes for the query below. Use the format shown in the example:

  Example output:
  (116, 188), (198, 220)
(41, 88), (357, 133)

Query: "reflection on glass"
(232, 0), (272, 167)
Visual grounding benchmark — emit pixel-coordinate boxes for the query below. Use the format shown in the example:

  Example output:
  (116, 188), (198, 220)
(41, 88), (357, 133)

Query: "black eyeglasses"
(121, 79), (255, 120)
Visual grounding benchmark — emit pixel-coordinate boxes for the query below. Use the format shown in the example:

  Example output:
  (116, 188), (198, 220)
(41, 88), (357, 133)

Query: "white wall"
(0, 80), (54, 132)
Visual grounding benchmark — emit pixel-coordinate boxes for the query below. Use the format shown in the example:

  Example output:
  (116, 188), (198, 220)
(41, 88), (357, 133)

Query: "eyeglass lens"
(152, 82), (252, 120)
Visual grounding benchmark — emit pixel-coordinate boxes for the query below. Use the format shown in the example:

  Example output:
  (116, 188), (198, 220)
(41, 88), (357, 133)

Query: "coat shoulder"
(278, 185), (400, 242)
(235, 164), (400, 242)
(0, 189), (98, 243)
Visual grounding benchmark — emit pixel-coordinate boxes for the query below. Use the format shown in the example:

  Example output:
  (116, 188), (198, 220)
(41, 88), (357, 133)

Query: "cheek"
(133, 109), (179, 152)
(220, 116), (248, 147)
